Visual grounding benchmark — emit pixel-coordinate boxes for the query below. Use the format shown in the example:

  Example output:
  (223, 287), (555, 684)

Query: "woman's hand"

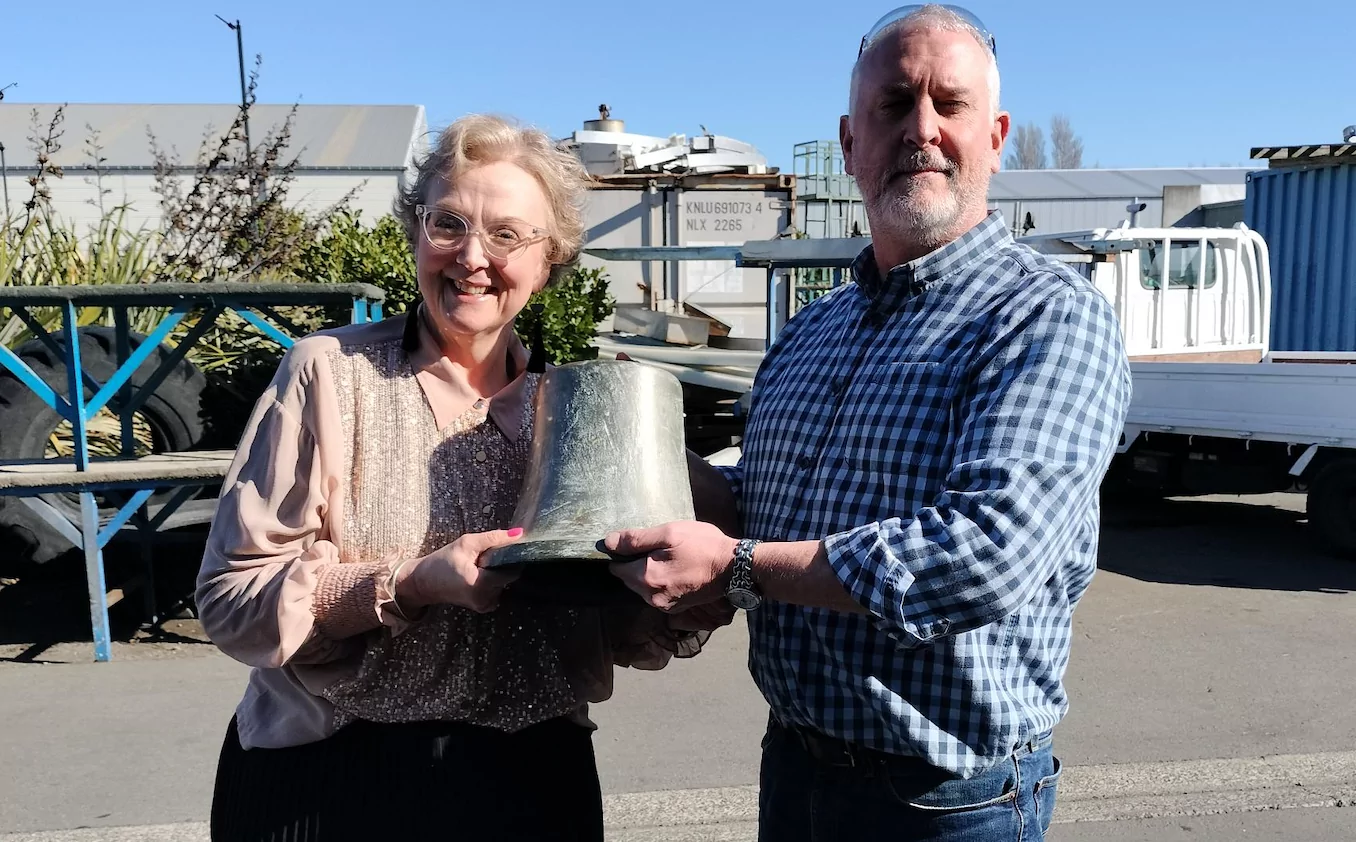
(396, 528), (524, 613)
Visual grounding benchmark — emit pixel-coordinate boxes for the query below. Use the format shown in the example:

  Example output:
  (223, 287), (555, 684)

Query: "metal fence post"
(765, 267), (778, 349)
(62, 301), (112, 662)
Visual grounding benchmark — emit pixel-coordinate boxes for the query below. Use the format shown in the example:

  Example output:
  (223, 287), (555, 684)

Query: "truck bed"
(1126, 361), (1356, 448)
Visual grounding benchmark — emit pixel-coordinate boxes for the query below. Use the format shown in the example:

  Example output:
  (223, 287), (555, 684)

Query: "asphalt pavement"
(1, 492), (1354, 840)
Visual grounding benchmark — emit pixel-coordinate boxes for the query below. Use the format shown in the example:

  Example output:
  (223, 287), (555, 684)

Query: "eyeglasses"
(858, 4), (997, 59)
(415, 205), (549, 261)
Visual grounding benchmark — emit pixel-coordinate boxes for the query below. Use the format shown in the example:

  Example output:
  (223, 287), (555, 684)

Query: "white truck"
(1024, 223), (1356, 556)
(594, 222), (1356, 557)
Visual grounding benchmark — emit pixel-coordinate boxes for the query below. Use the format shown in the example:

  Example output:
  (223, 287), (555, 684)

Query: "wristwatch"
(725, 538), (763, 611)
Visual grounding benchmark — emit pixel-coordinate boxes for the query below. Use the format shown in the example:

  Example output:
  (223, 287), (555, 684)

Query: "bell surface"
(484, 359), (695, 605)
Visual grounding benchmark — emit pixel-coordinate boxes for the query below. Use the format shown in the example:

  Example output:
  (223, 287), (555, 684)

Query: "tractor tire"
(1307, 457), (1356, 560)
(0, 326), (207, 565)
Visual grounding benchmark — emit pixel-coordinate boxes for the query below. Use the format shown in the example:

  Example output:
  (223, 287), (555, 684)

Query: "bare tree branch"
(1050, 114), (1084, 169)
(1004, 123), (1047, 170)
(148, 59), (353, 285)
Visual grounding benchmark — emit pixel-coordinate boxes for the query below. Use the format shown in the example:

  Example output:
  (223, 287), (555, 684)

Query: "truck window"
(1139, 241), (1219, 290)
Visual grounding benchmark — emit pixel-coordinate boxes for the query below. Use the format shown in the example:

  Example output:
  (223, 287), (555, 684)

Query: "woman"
(197, 113), (718, 841)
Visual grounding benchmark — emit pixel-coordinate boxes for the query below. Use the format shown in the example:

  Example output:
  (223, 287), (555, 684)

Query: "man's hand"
(605, 521), (738, 612)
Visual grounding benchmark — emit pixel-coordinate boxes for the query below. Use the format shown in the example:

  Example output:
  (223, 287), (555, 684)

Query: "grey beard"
(863, 183), (961, 251)
(862, 170), (986, 253)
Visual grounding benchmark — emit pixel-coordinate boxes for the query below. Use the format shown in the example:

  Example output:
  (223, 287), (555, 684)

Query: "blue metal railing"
(0, 282), (386, 661)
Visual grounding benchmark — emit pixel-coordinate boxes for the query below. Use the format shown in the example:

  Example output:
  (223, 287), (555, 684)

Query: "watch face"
(728, 587), (761, 611)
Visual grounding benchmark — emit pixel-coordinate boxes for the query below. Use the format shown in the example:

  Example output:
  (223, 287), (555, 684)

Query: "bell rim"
(481, 538), (630, 568)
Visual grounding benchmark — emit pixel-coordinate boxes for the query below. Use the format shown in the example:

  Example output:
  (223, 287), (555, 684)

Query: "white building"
(0, 103), (428, 231)
(987, 168), (1252, 235)
(793, 140), (1254, 239)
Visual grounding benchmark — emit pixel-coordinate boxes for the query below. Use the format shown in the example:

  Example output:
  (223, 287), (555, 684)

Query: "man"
(607, 5), (1131, 841)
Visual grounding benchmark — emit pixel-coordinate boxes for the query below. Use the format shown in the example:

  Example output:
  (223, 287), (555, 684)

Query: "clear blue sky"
(4, 0), (1352, 172)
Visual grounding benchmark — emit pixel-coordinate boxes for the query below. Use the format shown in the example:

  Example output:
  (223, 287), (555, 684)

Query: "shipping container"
(579, 173), (795, 339)
(1244, 158), (1356, 352)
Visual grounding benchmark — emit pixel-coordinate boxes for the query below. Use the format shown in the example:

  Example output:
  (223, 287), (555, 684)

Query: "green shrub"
(516, 266), (614, 365)
(292, 211), (418, 313)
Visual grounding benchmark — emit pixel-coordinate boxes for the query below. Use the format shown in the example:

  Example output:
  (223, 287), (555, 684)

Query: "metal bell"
(483, 359), (694, 604)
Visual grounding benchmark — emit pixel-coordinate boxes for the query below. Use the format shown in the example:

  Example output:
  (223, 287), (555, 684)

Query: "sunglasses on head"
(858, 4), (997, 58)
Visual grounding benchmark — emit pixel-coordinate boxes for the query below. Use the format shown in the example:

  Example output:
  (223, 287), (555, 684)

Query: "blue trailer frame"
(0, 282), (385, 661)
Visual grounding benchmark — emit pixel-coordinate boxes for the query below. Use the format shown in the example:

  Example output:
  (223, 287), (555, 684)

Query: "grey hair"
(848, 4), (1001, 120)
(393, 113), (593, 285)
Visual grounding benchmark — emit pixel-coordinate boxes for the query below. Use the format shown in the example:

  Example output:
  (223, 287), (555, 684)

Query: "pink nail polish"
(507, 527), (524, 538)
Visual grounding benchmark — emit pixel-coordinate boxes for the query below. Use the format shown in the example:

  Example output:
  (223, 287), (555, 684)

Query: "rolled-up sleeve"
(196, 342), (412, 670)
(821, 285), (1131, 646)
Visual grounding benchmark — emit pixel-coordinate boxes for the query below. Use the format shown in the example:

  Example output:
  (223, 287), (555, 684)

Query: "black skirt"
(210, 714), (604, 841)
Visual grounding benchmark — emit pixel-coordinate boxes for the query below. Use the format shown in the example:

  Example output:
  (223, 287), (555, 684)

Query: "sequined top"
(197, 315), (693, 751)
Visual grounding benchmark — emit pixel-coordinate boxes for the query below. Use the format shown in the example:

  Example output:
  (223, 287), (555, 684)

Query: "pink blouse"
(197, 315), (695, 750)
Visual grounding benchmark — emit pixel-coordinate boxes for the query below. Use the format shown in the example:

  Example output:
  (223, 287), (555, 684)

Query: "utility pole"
(214, 16), (252, 166)
(0, 83), (13, 220)
(0, 140), (10, 221)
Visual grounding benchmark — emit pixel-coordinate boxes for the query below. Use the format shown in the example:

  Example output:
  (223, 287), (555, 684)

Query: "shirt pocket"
(833, 360), (959, 476)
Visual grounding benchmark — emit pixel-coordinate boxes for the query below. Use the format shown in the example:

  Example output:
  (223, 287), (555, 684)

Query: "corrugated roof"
(0, 103), (427, 170)
(988, 167), (1255, 200)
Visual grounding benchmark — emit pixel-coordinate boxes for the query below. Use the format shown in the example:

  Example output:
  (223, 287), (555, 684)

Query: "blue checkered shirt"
(719, 212), (1131, 778)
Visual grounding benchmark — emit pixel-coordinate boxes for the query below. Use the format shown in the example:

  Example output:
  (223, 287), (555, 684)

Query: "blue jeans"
(757, 722), (1062, 842)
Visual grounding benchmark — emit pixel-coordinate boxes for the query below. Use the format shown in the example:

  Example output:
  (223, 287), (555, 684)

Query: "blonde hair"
(394, 114), (592, 284)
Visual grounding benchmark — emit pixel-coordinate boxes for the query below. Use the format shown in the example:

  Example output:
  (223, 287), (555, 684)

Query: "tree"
(1050, 114), (1084, 169)
(1005, 123), (1047, 170)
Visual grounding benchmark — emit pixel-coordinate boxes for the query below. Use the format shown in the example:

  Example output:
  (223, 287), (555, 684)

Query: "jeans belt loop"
(1015, 729), (1053, 759)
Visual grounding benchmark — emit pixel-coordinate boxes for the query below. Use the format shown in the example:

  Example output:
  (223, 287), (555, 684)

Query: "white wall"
(282, 173), (404, 225)
(2, 171), (404, 233)
(990, 197), (1167, 235)
(1162, 184), (1248, 228)
(3, 172), (164, 232)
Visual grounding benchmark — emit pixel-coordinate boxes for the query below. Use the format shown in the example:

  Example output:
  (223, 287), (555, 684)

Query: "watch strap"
(728, 538), (761, 600)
